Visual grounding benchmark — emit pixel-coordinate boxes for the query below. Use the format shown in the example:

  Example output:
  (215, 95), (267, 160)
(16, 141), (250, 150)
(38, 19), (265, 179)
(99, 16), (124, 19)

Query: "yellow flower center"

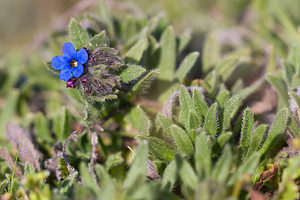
(70, 59), (78, 68)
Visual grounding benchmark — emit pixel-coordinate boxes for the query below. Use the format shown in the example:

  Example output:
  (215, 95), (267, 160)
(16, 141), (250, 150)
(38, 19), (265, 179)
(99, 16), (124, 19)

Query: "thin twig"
(89, 131), (99, 179)
(62, 131), (80, 175)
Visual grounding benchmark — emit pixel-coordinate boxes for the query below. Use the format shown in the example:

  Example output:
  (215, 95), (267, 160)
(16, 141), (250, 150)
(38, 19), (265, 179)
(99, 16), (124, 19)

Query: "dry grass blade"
(5, 122), (41, 171)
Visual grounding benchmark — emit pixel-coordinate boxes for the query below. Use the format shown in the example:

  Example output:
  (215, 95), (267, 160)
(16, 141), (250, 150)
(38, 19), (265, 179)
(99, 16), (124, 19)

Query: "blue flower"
(51, 42), (88, 81)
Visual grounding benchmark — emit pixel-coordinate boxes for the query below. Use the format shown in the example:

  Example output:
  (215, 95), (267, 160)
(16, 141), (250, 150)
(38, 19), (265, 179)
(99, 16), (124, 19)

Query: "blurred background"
(1, 0), (300, 54)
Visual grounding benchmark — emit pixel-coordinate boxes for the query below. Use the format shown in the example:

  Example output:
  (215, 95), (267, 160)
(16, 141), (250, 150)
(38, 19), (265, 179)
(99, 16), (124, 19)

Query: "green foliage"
(69, 18), (90, 50)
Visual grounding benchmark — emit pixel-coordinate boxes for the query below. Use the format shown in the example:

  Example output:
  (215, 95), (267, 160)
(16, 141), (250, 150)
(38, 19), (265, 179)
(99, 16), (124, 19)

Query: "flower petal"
(51, 55), (69, 70)
(71, 64), (84, 78)
(62, 42), (76, 58)
(59, 69), (73, 81)
(76, 48), (88, 64)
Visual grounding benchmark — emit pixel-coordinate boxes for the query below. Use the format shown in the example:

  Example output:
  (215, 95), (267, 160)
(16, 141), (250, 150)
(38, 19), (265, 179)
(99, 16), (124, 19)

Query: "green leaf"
(279, 180), (299, 200)
(125, 38), (148, 63)
(276, 155), (300, 199)
(216, 89), (230, 108)
(158, 26), (176, 81)
(195, 134), (211, 178)
(202, 33), (220, 74)
(44, 60), (59, 74)
(239, 108), (254, 160)
(120, 64), (146, 83)
(207, 70), (220, 98)
(212, 132), (232, 155)
(246, 124), (268, 158)
(288, 113), (300, 137)
(174, 52), (199, 82)
(83, 101), (102, 122)
(176, 155), (197, 189)
(287, 44), (300, 72)
(203, 103), (218, 137)
(177, 30), (191, 54)
(187, 111), (200, 139)
(0, 90), (19, 141)
(69, 18), (90, 50)
(53, 107), (72, 141)
(221, 95), (241, 133)
(156, 114), (175, 136)
(34, 112), (53, 143)
(259, 108), (289, 156)
(79, 163), (100, 196)
(162, 160), (178, 191)
(86, 31), (108, 50)
(95, 165), (116, 200)
(24, 162), (36, 177)
(168, 125), (194, 156)
(179, 86), (194, 129)
(193, 88), (209, 123)
(98, 0), (114, 37)
(104, 152), (124, 171)
(283, 61), (295, 86)
(137, 136), (175, 162)
(211, 146), (232, 183)
(216, 55), (240, 82)
(131, 69), (160, 93)
(124, 142), (148, 188)
(228, 152), (260, 186)
(289, 91), (300, 109)
(57, 172), (78, 197)
(238, 78), (265, 100)
(267, 74), (289, 108)
(127, 105), (151, 135)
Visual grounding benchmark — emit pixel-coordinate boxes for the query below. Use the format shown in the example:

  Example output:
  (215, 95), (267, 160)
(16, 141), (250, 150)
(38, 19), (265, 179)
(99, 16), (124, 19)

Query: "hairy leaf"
(239, 108), (254, 160)
(193, 88), (209, 123)
(127, 105), (151, 135)
(211, 146), (232, 183)
(124, 142), (148, 188)
(176, 155), (197, 189)
(120, 64), (146, 83)
(137, 136), (175, 162)
(174, 52), (199, 82)
(228, 152), (260, 186)
(125, 38), (148, 63)
(202, 33), (220, 74)
(246, 124), (268, 158)
(86, 31), (109, 50)
(162, 160), (178, 191)
(179, 86), (194, 129)
(221, 95), (241, 133)
(131, 69), (160, 93)
(203, 103), (218, 137)
(158, 26), (176, 81)
(195, 134), (211, 178)
(267, 74), (289, 108)
(69, 18), (90, 50)
(168, 125), (194, 156)
(259, 108), (289, 156)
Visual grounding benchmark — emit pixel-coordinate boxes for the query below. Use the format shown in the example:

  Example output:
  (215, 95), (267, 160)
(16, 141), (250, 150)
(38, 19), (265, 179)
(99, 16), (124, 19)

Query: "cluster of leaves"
(1, 0), (300, 199)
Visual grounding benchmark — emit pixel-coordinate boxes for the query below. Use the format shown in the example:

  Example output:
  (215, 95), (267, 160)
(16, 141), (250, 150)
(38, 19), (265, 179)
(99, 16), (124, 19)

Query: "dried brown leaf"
(0, 148), (23, 177)
(147, 160), (160, 180)
(5, 122), (41, 171)
(255, 162), (278, 190)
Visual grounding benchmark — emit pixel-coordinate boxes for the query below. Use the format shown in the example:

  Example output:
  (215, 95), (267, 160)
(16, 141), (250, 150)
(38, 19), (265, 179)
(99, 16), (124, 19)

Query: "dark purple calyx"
(66, 78), (77, 88)
(81, 77), (88, 83)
